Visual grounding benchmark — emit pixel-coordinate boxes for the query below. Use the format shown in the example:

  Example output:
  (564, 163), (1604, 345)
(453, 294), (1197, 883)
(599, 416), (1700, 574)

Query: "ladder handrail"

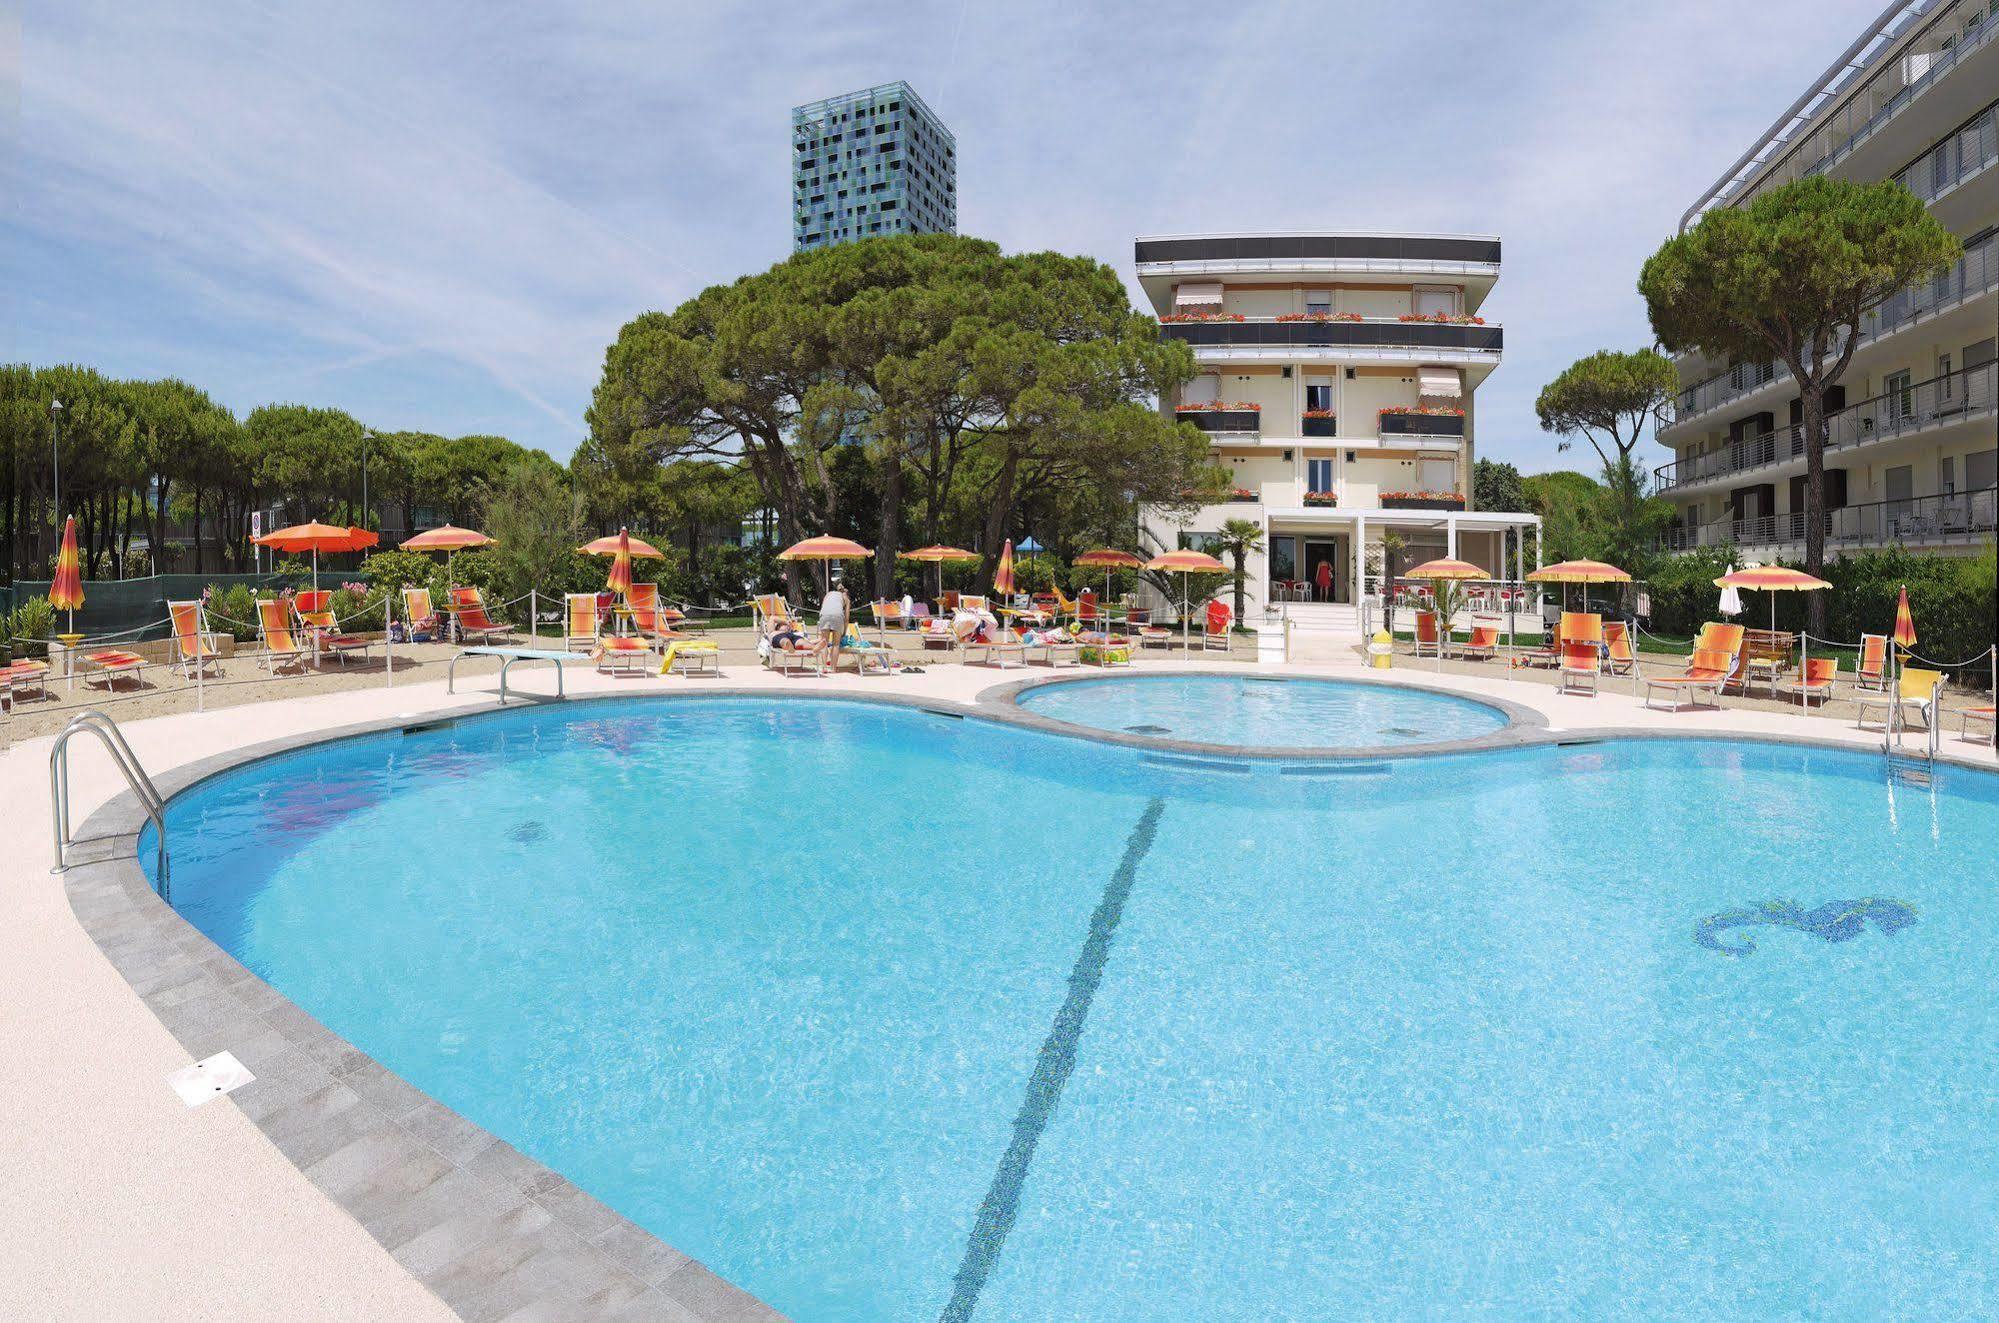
(49, 710), (169, 893)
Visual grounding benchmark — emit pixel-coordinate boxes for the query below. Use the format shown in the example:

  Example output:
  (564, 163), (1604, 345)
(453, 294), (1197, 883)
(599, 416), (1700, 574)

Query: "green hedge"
(1647, 545), (1996, 670)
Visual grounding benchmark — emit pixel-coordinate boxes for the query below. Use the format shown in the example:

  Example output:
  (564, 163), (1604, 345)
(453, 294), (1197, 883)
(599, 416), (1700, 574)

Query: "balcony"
(1136, 233), (1499, 270)
(1664, 228), (1999, 430)
(1176, 408), (1261, 436)
(1890, 97), (1997, 208)
(1660, 486), (1997, 551)
(1380, 492), (1467, 511)
(1378, 410), (1465, 439)
(1302, 414), (1338, 438)
(1656, 359), (1997, 491)
(1158, 316), (1503, 357)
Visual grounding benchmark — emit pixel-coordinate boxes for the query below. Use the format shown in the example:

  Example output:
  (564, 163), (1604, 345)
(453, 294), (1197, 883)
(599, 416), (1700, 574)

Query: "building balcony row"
(1658, 486), (1997, 553)
(1662, 224), (1997, 432)
(1158, 316), (1503, 358)
(1135, 233), (1498, 273)
(1175, 408), (1466, 441)
(1656, 359), (1995, 492)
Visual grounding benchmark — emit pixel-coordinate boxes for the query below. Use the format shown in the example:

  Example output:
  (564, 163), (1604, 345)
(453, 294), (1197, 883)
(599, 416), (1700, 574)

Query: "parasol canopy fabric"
(1526, 559), (1631, 584)
(898, 545), (980, 562)
(253, 521), (377, 554)
(49, 515), (84, 612)
(1713, 565), (1830, 591)
(1073, 548), (1143, 568)
(992, 540), (1016, 597)
(1144, 549), (1227, 573)
(578, 532), (665, 557)
(777, 535), (872, 561)
(605, 528), (634, 599)
(401, 524), (494, 552)
(1892, 585), (1917, 649)
(1402, 557), (1488, 580)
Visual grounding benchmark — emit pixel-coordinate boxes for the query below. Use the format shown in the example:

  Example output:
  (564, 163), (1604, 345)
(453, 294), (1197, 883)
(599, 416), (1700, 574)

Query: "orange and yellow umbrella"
(578, 531), (665, 558)
(1892, 585), (1916, 650)
(1074, 548), (1143, 569)
(1713, 565), (1830, 635)
(605, 527), (635, 600)
(899, 544), (980, 597)
(778, 534), (872, 593)
(253, 520), (377, 593)
(993, 539), (1016, 598)
(1403, 557), (1488, 580)
(1145, 549), (1228, 651)
(401, 523), (494, 597)
(50, 514), (84, 635)
(1526, 559), (1630, 584)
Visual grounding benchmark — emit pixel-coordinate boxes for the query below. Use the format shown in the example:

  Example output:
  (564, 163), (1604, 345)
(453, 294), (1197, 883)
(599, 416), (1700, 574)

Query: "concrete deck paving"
(3, 645), (1992, 1320)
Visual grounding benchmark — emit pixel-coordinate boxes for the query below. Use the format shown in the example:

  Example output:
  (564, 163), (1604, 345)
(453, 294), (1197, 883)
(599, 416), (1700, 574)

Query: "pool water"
(1012, 673), (1509, 748)
(150, 699), (1999, 1320)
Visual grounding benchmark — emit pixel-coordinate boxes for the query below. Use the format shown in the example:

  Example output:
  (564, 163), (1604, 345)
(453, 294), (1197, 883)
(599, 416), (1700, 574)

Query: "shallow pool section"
(148, 699), (1999, 1320)
(1011, 672), (1510, 749)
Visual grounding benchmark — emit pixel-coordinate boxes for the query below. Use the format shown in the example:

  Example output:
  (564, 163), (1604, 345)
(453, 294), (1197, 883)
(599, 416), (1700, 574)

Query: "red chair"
(1203, 600), (1233, 651)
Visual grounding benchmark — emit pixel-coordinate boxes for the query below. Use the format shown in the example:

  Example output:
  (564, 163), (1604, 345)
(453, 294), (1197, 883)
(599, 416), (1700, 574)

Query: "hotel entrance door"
(1302, 538), (1347, 603)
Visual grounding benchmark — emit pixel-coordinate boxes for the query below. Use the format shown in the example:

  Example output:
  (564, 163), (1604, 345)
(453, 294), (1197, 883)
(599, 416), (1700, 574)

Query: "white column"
(1353, 514), (1367, 603)
(1446, 514), (1458, 559)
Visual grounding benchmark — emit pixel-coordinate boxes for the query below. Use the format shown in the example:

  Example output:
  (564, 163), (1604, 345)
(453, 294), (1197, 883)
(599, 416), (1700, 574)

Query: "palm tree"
(1213, 518), (1265, 622)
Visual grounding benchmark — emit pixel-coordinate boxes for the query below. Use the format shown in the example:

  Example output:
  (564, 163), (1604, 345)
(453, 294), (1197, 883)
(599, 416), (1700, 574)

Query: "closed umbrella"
(50, 514), (84, 638)
(1145, 549), (1227, 653)
(993, 539), (1016, 602)
(1718, 565), (1744, 620)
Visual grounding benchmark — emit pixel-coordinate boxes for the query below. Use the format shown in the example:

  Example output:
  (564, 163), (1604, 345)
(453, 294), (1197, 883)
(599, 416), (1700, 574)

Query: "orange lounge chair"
(1413, 610), (1442, 658)
(85, 649), (146, 691)
(167, 600), (225, 678)
(625, 583), (683, 644)
(400, 587), (441, 641)
(869, 598), (904, 639)
(595, 634), (653, 676)
(292, 589), (373, 664)
(1459, 619), (1500, 661)
(1602, 620), (1636, 675)
(1778, 657), (1839, 709)
(965, 626), (1027, 668)
(2, 658), (51, 705)
(1559, 639), (1601, 696)
(564, 593), (602, 652)
(446, 586), (510, 643)
(1077, 590), (1101, 629)
(752, 593), (797, 635)
(1855, 633), (1889, 691)
(256, 599), (309, 675)
(1204, 600), (1233, 652)
(1644, 647), (1734, 712)
(1958, 705), (1996, 747)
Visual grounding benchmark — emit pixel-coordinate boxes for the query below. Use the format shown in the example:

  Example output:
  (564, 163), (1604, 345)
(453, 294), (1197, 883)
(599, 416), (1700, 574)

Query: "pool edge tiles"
(988, 669), (1544, 759)
(60, 697), (787, 1323)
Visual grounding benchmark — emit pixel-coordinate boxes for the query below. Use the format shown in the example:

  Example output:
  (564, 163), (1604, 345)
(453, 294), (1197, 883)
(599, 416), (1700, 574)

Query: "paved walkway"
(1, 651), (1990, 1320)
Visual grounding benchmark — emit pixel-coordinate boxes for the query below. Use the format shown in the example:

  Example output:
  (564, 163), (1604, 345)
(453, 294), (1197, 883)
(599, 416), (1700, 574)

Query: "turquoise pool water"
(1012, 673), (1509, 748)
(149, 698), (1999, 1319)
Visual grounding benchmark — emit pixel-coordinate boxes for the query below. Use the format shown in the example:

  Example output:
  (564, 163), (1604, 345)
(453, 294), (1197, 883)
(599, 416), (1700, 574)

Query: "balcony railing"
(1177, 409), (1261, 435)
(1160, 318), (1503, 354)
(1667, 227), (1999, 427)
(1890, 98), (1997, 207)
(1657, 359), (1997, 490)
(1660, 486), (1998, 551)
(1136, 234), (1500, 267)
(1378, 412), (1466, 438)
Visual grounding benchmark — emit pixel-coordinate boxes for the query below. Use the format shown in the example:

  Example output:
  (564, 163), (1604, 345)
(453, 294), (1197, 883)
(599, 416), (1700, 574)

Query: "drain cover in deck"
(167, 1051), (255, 1108)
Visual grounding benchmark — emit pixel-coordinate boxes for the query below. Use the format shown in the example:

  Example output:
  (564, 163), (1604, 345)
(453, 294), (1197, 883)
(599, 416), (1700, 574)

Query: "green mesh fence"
(3, 573), (305, 642)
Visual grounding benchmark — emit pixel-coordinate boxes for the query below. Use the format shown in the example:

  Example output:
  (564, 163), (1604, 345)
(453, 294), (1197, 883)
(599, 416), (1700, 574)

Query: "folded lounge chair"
(1644, 646), (1734, 712)
(1559, 638), (1601, 696)
(1601, 620), (1636, 675)
(448, 587), (511, 644)
(1778, 657), (1839, 709)
(1413, 610), (1442, 659)
(167, 599), (226, 678)
(564, 593), (602, 652)
(1958, 705), (1996, 747)
(1854, 634), (1889, 692)
(256, 599), (309, 675)
(628, 583), (688, 633)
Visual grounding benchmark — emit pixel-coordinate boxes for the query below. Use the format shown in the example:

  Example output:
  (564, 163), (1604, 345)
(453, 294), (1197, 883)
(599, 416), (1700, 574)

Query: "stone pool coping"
(62, 679), (1999, 1320)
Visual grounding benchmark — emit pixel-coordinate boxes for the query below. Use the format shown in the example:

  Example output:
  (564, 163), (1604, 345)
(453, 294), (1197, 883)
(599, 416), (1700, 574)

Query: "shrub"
(202, 583), (274, 640)
(3, 594), (56, 660)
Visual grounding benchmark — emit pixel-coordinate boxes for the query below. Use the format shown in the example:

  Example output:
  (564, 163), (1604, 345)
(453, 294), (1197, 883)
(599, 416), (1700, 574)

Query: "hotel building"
(792, 81), (956, 252)
(1134, 232), (1539, 633)
(1657, 0), (1997, 558)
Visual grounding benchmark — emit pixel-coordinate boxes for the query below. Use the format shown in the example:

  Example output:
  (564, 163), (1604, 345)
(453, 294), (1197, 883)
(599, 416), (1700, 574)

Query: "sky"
(3, 0), (1893, 477)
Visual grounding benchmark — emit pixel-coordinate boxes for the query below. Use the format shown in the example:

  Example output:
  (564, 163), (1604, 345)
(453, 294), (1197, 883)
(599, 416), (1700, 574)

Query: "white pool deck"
(2, 651), (1991, 1319)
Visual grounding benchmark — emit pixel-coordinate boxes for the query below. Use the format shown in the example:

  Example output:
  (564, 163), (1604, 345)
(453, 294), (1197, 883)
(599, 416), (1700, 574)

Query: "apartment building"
(1657, 0), (1998, 558)
(792, 81), (956, 251)
(1134, 232), (1538, 627)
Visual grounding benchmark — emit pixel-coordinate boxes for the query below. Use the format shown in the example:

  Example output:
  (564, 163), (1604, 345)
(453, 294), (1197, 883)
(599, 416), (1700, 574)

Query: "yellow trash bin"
(1368, 629), (1394, 669)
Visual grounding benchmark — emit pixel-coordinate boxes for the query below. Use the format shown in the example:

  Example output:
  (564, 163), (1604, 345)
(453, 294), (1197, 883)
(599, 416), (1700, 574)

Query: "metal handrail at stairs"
(49, 710), (168, 893)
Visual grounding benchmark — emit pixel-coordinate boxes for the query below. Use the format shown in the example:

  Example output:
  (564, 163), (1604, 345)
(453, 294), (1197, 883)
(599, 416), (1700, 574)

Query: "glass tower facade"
(792, 81), (956, 251)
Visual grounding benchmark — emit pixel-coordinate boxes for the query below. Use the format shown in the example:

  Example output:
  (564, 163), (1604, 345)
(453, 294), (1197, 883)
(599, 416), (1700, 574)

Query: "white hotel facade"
(1134, 232), (1539, 631)
(1657, 0), (1997, 559)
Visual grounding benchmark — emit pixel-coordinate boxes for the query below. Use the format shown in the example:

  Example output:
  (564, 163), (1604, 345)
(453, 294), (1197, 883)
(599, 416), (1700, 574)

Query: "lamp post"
(49, 398), (63, 566)
(360, 429), (372, 533)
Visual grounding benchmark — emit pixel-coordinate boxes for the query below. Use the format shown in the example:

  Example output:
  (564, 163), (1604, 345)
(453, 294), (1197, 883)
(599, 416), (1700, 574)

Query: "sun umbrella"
(49, 514), (84, 637)
(578, 531), (665, 558)
(1527, 558), (1631, 613)
(1074, 548), (1143, 631)
(401, 524), (493, 597)
(1404, 558), (1489, 669)
(1714, 565), (1828, 635)
(605, 527), (635, 600)
(778, 534), (872, 594)
(253, 520), (378, 594)
(993, 539), (1016, 601)
(1146, 549), (1227, 653)
(898, 545), (980, 600)
(1892, 584), (1916, 651)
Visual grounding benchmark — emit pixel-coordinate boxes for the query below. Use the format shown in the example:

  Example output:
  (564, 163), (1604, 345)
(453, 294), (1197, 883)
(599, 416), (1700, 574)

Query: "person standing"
(817, 580), (849, 673)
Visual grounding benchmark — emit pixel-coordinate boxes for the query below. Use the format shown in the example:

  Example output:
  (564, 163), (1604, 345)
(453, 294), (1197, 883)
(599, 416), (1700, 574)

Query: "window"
(1884, 370), (1913, 424)
(1304, 383), (1333, 413)
(1941, 455), (1956, 495)
(1967, 448), (1997, 492)
(1178, 531), (1221, 553)
(1305, 290), (1331, 316)
(1939, 353), (1954, 402)
(1307, 458), (1335, 491)
(1412, 285), (1457, 318)
(1885, 464), (1914, 512)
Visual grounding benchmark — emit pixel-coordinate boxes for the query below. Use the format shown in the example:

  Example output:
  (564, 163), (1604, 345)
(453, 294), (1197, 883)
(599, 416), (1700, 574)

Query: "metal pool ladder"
(49, 709), (168, 890)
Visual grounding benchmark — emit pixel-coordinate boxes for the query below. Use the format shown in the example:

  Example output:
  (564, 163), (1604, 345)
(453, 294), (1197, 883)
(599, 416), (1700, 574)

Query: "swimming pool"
(1011, 672), (1511, 749)
(148, 698), (1999, 1319)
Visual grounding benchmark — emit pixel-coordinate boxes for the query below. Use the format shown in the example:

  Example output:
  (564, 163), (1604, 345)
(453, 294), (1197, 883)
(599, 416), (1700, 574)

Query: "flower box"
(1276, 311), (1363, 323)
(1397, 313), (1486, 325)
(1160, 311), (1245, 323)
(1225, 488), (1259, 503)
(1303, 492), (1338, 507)
(1380, 491), (1465, 510)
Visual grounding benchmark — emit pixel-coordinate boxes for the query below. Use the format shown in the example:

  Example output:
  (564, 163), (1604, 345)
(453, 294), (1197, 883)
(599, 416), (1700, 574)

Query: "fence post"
(195, 635), (204, 712)
(384, 591), (394, 689)
(530, 588), (537, 646)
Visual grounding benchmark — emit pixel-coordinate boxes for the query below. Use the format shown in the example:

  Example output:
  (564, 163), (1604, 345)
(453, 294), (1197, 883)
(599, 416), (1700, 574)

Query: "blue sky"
(5, 0), (1888, 476)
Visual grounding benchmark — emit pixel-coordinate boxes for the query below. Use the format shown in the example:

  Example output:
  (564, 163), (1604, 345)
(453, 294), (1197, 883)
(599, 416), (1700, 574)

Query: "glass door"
(1302, 538), (1347, 603)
